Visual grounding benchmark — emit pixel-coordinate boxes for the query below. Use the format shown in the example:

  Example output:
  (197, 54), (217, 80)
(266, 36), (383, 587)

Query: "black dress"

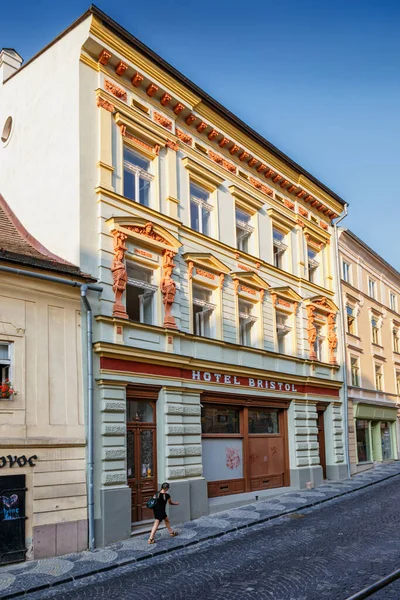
(153, 492), (170, 521)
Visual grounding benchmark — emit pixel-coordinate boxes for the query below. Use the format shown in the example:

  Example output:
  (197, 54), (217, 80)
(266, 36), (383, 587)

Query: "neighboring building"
(0, 194), (92, 562)
(0, 7), (348, 548)
(339, 229), (400, 474)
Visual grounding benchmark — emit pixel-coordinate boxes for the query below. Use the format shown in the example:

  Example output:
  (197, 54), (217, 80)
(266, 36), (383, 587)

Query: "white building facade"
(0, 7), (348, 547)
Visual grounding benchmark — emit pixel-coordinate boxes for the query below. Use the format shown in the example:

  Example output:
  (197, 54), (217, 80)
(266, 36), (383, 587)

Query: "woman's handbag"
(146, 493), (158, 509)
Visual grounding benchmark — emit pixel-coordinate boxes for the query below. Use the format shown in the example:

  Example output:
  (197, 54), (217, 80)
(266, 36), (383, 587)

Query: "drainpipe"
(0, 265), (102, 548)
(80, 285), (96, 551)
(332, 205), (351, 478)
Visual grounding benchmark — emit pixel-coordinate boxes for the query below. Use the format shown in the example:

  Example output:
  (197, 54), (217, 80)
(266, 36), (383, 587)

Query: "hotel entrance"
(201, 393), (290, 498)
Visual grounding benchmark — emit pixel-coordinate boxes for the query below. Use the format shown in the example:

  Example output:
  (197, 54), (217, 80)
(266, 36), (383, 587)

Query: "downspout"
(80, 285), (95, 551)
(0, 264), (102, 548)
(332, 204), (351, 478)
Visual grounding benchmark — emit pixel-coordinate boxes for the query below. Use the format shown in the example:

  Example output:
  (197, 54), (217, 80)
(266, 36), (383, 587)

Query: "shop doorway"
(381, 422), (392, 460)
(317, 405), (327, 479)
(201, 395), (290, 498)
(126, 386), (159, 523)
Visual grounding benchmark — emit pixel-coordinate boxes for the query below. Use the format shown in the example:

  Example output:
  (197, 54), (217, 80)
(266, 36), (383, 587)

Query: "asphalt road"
(31, 477), (400, 600)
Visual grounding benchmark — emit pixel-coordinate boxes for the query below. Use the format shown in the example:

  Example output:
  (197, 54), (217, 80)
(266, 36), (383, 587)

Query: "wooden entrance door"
(317, 409), (327, 479)
(248, 408), (287, 491)
(126, 390), (158, 523)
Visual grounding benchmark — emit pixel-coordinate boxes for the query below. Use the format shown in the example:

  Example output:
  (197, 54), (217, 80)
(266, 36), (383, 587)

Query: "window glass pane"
(127, 430), (135, 478)
(190, 183), (209, 203)
(201, 405), (240, 434)
(123, 167), (135, 201)
(0, 344), (9, 360)
(356, 420), (371, 463)
(124, 147), (150, 171)
(127, 263), (152, 282)
(190, 200), (199, 232)
(273, 229), (284, 242)
(202, 206), (210, 236)
(126, 285), (141, 321)
(236, 208), (250, 224)
(139, 176), (150, 206)
(140, 430), (154, 478)
(248, 409), (279, 434)
(127, 400), (154, 423)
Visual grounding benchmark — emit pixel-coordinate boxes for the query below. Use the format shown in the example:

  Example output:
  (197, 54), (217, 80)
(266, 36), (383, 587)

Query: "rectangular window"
(393, 329), (399, 353)
(390, 292), (397, 312)
(371, 318), (379, 345)
(396, 372), (400, 396)
(342, 260), (351, 283)
(238, 300), (257, 346)
(356, 420), (371, 463)
(248, 409), (279, 434)
(276, 313), (291, 354)
(307, 248), (319, 284)
(201, 405), (241, 435)
(190, 183), (212, 236)
(375, 364), (383, 391)
(350, 356), (360, 387)
(126, 263), (156, 324)
(273, 229), (287, 270)
(346, 305), (356, 335)
(192, 286), (215, 337)
(123, 147), (153, 206)
(368, 279), (376, 299)
(236, 208), (253, 253)
(0, 343), (11, 383)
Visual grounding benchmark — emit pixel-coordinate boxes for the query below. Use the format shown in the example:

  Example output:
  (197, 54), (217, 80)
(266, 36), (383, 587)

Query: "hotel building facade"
(339, 230), (400, 474)
(0, 7), (348, 548)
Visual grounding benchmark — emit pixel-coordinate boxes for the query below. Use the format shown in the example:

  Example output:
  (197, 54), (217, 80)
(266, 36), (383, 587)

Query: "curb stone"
(1, 462), (400, 599)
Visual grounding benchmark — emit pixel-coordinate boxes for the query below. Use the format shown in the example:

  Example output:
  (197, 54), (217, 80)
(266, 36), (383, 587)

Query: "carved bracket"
(111, 231), (129, 319)
(161, 249), (178, 329)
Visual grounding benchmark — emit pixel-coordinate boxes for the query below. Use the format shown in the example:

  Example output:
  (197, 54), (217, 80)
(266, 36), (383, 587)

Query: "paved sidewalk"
(1, 462), (400, 600)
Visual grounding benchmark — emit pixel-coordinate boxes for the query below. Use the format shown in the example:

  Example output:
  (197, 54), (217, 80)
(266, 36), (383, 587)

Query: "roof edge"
(340, 228), (400, 281)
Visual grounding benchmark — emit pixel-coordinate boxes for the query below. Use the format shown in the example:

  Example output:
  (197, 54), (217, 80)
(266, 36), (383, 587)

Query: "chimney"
(0, 48), (23, 83)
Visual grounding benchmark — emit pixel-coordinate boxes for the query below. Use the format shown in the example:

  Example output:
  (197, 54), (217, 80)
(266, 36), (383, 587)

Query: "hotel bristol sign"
(191, 370), (298, 392)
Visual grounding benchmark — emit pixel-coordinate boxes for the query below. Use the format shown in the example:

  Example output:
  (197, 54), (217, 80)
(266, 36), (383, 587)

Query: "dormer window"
(123, 147), (153, 206)
(236, 208), (253, 253)
(190, 183), (212, 236)
(273, 228), (287, 270)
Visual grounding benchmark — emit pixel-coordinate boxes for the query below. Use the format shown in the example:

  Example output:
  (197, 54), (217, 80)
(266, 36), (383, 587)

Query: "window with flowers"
(0, 343), (16, 398)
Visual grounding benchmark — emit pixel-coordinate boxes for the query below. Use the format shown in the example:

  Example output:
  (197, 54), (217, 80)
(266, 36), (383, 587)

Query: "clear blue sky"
(2, 1), (400, 268)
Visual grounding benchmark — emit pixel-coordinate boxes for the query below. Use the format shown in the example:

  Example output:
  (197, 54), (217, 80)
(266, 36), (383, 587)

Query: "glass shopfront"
(356, 419), (371, 463)
(355, 411), (397, 465)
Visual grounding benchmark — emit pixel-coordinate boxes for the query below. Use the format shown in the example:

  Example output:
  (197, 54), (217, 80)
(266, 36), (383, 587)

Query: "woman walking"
(148, 482), (179, 544)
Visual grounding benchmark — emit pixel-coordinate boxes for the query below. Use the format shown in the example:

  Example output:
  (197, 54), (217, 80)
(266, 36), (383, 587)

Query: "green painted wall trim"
(354, 403), (397, 421)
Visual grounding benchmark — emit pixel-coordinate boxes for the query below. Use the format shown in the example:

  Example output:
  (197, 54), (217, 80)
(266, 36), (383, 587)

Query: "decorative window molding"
(182, 156), (224, 192)
(114, 111), (166, 159)
(270, 286), (302, 313)
(183, 252), (229, 290)
(228, 185), (264, 214)
(231, 271), (269, 301)
(305, 296), (339, 364)
(267, 207), (297, 234)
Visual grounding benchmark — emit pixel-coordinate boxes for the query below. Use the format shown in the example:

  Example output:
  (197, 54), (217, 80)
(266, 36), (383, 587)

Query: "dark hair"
(161, 482), (170, 490)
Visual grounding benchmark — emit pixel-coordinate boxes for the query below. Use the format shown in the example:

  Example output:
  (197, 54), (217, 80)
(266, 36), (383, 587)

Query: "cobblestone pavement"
(1, 462), (400, 600)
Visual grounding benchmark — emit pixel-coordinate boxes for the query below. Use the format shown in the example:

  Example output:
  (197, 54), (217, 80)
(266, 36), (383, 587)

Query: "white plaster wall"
(0, 18), (91, 265)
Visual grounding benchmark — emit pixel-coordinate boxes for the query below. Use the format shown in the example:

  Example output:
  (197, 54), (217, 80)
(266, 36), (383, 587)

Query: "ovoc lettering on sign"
(191, 370), (297, 392)
(0, 455), (37, 468)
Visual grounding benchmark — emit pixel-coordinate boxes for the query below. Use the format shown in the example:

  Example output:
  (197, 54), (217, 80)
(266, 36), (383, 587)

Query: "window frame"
(238, 298), (258, 347)
(235, 206), (254, 254)
(0, 342), (12, 383)
(307, 247), (320, 284)
(374, 362), (383, 391)
(342, 260), (351, 283)
(350, 355), (360, 387)
(371, 317), (380, 345)
(276, 312), (291, 355)
(190, 182), (213, 237)
(273, 228), (288, 270)
(346, 305), (356, 335)
(368, 278), (376, 300)
(192, 285), (216, 338)
(390, 292), (397, 312)
(125, 262), (157, 325)
(123, 146), (154, 207)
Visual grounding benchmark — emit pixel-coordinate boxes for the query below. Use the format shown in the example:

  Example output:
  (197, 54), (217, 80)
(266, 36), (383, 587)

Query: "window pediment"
(114, 111), (166, 159)
(182, 157), (224, 192)
(229, 185), (264, 214)
(231, 271), (269, 300)
(270, 286), (302, 312)
(183, 252), (230, 274)
(107, 217), (182, 252)
(307, 295), (338, 313)
(267, 207), (297, 234)
(303, 222), (329, 248)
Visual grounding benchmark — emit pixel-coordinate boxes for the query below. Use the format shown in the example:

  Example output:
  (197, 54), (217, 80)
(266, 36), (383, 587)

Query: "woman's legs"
(164, 517), (174, 534)
(149, 519), (160, 540)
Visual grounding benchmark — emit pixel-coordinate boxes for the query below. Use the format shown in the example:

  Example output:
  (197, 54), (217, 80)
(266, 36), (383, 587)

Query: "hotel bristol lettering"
(192, 370), (297, 391)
